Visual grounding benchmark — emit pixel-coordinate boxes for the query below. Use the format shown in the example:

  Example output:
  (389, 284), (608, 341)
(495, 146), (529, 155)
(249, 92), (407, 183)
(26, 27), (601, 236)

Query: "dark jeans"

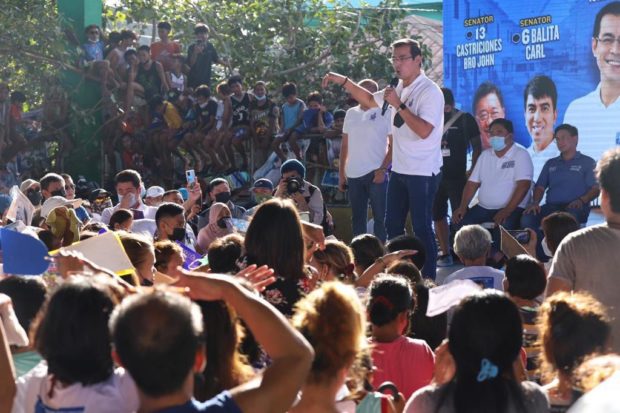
(521, 202), (590, 230)
(348, 171), (387, 242)
(461, 205), (524, 249)
(432, 177), (467, 220)
(386, 172), (440, 279)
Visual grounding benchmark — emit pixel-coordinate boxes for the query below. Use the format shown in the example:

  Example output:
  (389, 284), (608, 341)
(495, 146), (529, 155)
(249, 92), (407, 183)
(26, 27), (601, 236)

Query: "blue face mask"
(255, 95), (267, 101)
(489, 135), (507, 152)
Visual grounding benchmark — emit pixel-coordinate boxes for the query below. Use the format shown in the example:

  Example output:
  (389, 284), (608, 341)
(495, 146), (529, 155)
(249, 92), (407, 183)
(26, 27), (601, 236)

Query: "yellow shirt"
(163, 102), (182, 129)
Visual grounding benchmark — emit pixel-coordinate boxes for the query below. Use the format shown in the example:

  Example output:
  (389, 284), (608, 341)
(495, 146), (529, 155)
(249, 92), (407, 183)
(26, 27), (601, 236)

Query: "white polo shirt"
(469, 144), (533, 210)
(373, 73), (444, 176)
(100, 202), (157, 225)
(563, 84), (620, 164)
(342, 106), (390, 178)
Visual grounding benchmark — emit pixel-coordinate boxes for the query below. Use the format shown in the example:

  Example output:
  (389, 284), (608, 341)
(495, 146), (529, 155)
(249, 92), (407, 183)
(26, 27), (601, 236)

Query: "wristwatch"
(398, 103), (407, 112)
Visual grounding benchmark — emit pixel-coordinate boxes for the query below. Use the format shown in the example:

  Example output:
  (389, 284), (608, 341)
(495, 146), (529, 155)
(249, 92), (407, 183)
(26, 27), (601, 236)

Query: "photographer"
(275, 159), (325, 226)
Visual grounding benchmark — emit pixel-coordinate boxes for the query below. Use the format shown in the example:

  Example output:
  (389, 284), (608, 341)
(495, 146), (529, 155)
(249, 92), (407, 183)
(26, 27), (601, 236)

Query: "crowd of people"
(0, 27), (619, 413)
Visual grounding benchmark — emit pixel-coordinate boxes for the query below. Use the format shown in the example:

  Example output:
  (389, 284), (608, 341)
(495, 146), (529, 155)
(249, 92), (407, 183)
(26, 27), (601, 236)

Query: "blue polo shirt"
(536, 152), (597, 204)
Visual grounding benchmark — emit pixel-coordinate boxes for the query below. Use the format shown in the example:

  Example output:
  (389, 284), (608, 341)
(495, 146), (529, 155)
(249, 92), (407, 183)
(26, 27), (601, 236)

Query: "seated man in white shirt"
(100, 169), (158, 225)
(442, 224), (504, 290)
(453, 118), (533, 232)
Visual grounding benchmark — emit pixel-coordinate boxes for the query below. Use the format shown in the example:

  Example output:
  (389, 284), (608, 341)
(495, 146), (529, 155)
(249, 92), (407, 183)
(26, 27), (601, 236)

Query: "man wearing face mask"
(196, 178), (246, 231)
(100, 169), (157, 225)
(244, 178), (274, 219)
(155, 202), (197, 250)
(453, 118), (533, 232)
(39, 173), (66, 202)
(19, 179), (42, 208)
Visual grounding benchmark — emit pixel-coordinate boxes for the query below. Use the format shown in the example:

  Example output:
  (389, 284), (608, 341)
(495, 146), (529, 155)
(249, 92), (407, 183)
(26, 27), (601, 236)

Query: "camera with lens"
(285, 176), (304, 194)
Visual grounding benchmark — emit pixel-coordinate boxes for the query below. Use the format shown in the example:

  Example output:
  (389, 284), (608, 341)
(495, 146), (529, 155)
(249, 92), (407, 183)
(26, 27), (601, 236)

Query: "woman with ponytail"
(405, 290), (548, 413)
(368, 274), (435, 400)
(311, 240), (356, 283)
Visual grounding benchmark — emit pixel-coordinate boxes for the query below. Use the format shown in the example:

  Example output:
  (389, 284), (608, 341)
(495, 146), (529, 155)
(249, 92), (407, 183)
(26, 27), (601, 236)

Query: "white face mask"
(541, 237), (552, 257)
(118, 193), (137, 207)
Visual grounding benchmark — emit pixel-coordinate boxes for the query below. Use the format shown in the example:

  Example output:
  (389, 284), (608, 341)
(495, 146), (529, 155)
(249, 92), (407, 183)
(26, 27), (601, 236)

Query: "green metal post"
(57, 0), (103, 181)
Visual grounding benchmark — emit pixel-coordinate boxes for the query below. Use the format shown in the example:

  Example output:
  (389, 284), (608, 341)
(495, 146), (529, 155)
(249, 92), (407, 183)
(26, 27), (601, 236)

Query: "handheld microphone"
(382, 77), (399, 116)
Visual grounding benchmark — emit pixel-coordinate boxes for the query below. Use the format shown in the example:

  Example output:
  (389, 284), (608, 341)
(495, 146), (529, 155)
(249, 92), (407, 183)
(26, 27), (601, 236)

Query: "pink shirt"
(371, 336), (435, 400)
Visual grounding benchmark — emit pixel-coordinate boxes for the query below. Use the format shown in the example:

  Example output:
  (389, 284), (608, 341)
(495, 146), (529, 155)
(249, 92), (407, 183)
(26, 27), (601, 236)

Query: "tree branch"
(269, 48), (332, 77)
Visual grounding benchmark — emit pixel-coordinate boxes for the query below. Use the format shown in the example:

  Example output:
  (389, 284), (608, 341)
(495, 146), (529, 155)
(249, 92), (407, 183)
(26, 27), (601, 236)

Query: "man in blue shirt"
(522, 124), (600, 231)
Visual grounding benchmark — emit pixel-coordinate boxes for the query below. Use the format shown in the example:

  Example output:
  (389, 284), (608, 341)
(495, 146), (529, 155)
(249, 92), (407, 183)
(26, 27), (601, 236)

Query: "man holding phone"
(101, 169), (158, 225)
(187, 23), (227, 89)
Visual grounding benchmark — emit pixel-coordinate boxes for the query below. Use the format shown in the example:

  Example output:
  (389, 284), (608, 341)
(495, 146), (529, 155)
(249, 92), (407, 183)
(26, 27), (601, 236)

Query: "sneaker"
(437, 254), (454, 267)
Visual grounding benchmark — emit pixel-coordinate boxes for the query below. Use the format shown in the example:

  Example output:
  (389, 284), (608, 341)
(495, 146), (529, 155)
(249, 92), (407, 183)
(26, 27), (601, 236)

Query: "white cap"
(41, 196), (82, 218)
(145, 186), (165, 198)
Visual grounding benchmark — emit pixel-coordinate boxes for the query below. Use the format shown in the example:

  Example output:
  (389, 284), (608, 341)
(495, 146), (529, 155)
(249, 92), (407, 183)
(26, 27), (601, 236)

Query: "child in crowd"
(225, 76), (253, 172)
(192, 85), (220, 172)
(135, 45), (169, 101)
(151, 21), (182, 72)
(207, 233), (245, 273)
(210, 81), (233, 172)
(408, 279), (447, 351)
(148, 94), (184, 185)
(279, 91), (333, 161)
(503, 254), (547, 381)
(166, 55), (187, 92)
(368, 274), (435, 400)
(250, 81), (279, 167)
(81, 25), (117, 95)
(272, 82), (306, 162)
(109, 208), (134, 231)
(154, 239), (184, 277)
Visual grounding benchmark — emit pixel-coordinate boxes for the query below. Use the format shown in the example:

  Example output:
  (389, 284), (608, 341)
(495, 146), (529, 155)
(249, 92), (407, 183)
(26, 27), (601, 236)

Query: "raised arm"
(183, 272), (314, 413)
(322, 72), (377, 109)
(0, 303), (17, 413)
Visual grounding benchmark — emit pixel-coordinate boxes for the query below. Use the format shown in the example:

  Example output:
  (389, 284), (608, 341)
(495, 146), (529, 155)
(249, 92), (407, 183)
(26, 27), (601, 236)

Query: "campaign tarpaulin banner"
(443, 0), (620, 178)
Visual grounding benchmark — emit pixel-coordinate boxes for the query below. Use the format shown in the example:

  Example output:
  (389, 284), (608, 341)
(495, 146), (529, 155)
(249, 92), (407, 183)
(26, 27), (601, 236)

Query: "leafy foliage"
(0, 0), (71, 105)
(1, 0), (432, 106)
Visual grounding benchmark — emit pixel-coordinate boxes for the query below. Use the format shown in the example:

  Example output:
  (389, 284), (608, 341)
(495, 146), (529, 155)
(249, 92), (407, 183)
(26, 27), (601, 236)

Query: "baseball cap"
(41, 196), (83, 218)
(251, 178), (273, 191)
(146, 186), (165, 198)
(89, 189), (111, 203)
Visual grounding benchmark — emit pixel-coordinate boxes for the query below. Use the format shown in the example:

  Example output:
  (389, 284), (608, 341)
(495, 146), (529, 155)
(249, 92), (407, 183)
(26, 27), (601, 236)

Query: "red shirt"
(371, 336), (435, 400)
(150, 41), (181, 71)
